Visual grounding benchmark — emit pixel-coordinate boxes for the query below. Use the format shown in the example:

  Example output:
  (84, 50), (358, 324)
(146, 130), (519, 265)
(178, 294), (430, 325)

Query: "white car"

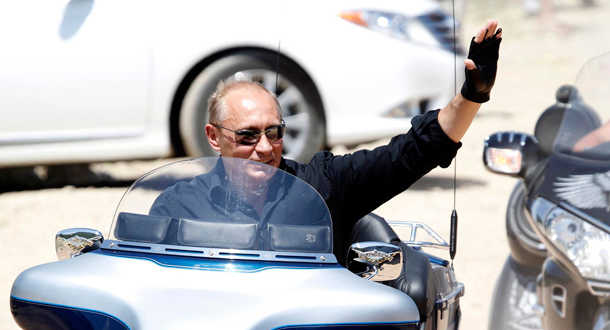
(0, 0), (463, 166)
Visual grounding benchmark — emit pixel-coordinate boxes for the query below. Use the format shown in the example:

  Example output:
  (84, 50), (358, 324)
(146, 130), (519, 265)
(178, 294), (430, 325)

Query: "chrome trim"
(523, 207), (548, 251)
(484, 131), (538, 146)
(588, 280), (610, 297)
(485, 131), (540, 145)
(529, 197), (556, 230)
(551, 284), (567, 318)
(531, 196), (610, 236)
(349, 242), (403, 281)
(435, 282), (465, 308)
(532, 303), (545, 317)
(592, 305), (610, 330)
(386, 221), (449, 250)
(101, 240), (337, 264)
(56, 228), (104, 260)
(520, 133), (528, 145)
(558, 201), (610, 234)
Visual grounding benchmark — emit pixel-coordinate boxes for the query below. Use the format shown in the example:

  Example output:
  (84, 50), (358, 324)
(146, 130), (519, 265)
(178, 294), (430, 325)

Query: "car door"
(0, 0), (150, 146)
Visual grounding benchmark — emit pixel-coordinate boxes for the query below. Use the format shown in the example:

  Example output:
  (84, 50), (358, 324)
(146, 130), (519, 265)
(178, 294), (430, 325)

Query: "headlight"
(545, 207), (610, 281)
(338, 10), (461, 53)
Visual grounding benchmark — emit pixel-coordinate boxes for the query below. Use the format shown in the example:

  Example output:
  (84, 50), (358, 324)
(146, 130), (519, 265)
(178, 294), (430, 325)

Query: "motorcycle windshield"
(108, 157), (333, 254)
(553, 52), (610, 160)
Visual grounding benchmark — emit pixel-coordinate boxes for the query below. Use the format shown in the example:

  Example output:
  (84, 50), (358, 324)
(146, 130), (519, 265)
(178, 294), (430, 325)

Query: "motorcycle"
(485, 52), (610, 330)
(10, 156), (463, 330)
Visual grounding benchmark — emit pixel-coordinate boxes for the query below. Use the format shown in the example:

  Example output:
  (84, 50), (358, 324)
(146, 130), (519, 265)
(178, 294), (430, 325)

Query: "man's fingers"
(486, 19), (499, 36)
(474, 27), (486, 43)
(474, 19), (499, 43)
(464, 59), (476, 70)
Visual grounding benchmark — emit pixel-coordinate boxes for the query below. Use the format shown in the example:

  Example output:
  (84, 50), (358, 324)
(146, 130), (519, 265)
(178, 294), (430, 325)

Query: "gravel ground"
(2, 0), (609, 328)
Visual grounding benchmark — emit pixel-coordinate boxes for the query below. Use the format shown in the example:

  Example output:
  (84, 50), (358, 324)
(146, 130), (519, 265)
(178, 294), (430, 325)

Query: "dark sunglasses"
(214, 120), (286, 145)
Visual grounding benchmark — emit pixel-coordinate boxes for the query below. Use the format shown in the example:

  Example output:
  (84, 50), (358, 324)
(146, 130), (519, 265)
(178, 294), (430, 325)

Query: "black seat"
(115, 212), (174, 243)
(349, 213), (436, 321)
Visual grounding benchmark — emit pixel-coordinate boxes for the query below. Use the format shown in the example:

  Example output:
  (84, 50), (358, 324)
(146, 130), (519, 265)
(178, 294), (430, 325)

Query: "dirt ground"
(2, 0), (609, 328)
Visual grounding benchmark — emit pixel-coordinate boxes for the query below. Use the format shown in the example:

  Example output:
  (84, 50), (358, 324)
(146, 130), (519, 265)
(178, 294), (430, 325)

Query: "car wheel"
(179, 51), (325, 163)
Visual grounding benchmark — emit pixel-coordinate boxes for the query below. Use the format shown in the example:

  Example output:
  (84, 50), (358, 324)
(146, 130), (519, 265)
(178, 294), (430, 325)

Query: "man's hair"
(207, 78), (282, 125)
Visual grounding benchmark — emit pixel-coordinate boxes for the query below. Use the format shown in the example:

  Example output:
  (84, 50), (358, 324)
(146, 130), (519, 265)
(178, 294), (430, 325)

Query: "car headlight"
(544, 207), (610, 281)
(338, 10), (462, 53)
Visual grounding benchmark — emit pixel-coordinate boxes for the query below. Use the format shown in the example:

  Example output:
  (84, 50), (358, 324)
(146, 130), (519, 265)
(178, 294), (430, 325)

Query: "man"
(201, 20), (502, 264)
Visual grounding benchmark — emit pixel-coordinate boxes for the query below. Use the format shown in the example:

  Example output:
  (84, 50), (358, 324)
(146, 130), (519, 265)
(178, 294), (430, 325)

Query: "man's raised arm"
(438, 19), (503, 143)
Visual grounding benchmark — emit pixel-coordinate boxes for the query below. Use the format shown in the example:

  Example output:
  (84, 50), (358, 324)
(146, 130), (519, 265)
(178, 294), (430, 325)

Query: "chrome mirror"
(55, 228), (104, 260)
(347, 242), (402, 282)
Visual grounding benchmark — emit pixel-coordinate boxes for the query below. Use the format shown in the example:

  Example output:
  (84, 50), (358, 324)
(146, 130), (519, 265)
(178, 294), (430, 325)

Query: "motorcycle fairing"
(11, 294), (419, 330)
(11, 252), (420, 329)
(10, 296), (130, 330)
(532, 154), (610, 226)
(536, 256), (602, 330)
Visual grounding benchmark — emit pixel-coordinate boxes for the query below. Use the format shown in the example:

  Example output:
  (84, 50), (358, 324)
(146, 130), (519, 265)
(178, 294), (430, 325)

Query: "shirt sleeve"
(301, 109), (462, 225)
(284, 109), (461, 263)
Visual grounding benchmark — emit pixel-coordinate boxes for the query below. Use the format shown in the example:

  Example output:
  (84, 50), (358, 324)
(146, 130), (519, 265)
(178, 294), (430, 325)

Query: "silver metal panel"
(102, 239), (337, 264)
(11, 252), (419, 329)
(588, 280), (610, 297)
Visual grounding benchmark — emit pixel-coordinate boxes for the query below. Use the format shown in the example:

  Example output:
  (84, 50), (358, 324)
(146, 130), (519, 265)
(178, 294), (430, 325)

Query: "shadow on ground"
(408, 175), (486, 191)
(0, 165), (134, 193)
(0, 160), (487, 193)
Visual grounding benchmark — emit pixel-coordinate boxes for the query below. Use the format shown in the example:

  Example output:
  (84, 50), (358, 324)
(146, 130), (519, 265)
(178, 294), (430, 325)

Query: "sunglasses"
(214, 120), (286, 145)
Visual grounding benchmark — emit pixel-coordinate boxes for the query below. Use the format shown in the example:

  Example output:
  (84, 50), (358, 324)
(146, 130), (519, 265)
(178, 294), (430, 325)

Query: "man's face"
(206, 87), (283, 169)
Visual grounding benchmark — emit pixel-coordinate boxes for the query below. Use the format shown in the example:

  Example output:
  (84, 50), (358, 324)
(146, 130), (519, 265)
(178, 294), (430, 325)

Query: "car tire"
(488, 256), (542, 330)
(179, 51), (325, 163)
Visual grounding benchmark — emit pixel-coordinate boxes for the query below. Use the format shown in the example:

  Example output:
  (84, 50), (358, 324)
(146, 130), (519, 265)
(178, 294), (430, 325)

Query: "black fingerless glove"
(461, 29), (502, 103)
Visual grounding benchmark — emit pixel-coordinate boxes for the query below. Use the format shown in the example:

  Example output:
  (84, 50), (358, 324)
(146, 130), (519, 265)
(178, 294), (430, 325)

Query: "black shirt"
(280, 109), (461, 265)
(149, 162), (332, 252)
(150, 109), (460, 265)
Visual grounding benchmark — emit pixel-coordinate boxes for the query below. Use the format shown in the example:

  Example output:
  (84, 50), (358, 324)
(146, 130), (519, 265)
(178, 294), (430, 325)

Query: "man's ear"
(205, 124), (221, 152)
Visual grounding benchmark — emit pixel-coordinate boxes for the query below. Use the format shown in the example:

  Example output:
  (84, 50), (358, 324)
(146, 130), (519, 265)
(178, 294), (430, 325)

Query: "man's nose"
(255, 133), (273, 154)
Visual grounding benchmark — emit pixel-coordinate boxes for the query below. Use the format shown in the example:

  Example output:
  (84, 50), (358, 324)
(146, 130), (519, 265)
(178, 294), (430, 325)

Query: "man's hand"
(438, 20), (503, 142)
(461, 19), (503, 103)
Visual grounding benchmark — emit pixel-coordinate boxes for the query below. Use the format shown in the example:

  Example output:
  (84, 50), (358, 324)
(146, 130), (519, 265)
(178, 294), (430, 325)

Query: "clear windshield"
(553, 52), (610, 159)
(109, 157), (333, 254)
